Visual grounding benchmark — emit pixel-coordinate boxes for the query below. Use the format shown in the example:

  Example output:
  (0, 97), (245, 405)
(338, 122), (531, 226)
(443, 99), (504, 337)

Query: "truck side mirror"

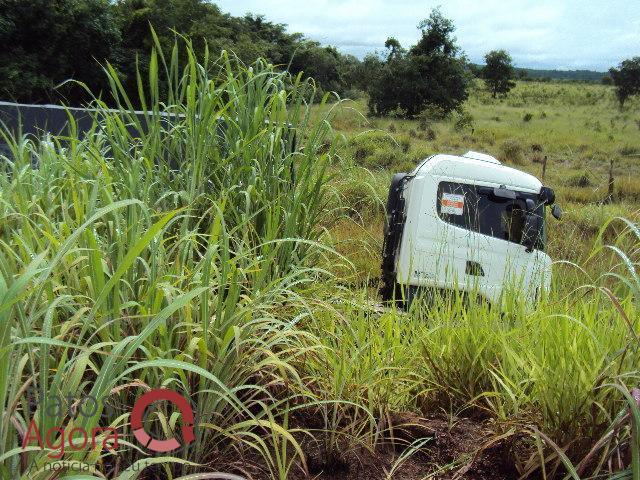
(551, 204), (562, 220)
(540, 186), (556, 205)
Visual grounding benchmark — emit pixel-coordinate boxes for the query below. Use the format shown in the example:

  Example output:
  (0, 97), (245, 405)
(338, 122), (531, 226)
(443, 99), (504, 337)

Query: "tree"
(366, 8), (469, 117)
(289, 43), (343, 95)
(115, 0), (359, 101)
(609, 57), (640, 106)
(0, 0), (120, 103)
(467, 63), (482, 78)
(0, 0), (364, 105)
(482, 50), (516, 98)
(384, 37), (403, 60)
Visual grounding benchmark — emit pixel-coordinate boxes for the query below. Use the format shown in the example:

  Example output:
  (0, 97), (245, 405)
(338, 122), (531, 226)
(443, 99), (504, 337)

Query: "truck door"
(436, 182), (549, 304)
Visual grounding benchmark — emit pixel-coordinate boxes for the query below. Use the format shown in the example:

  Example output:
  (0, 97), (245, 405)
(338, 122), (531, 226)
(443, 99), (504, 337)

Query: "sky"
(216, 0), (640, 71)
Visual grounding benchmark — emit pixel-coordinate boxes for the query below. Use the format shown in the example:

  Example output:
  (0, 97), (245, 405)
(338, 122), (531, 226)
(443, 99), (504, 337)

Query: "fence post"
(605, 157), (615, 203)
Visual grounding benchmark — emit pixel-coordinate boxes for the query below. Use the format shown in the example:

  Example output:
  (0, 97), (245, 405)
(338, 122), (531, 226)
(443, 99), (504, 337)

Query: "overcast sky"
(216, 0), (639, 71)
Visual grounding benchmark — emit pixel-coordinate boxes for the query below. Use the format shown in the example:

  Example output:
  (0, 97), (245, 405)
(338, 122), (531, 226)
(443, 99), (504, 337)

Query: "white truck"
(380, 151), (562, 307)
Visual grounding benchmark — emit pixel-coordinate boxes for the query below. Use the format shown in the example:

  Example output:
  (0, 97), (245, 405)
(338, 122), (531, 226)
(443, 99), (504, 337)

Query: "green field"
(0, 43), (638, 480)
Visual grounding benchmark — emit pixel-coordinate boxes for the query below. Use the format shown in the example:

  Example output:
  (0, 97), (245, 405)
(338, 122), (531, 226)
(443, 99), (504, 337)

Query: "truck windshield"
(437, 181), (545, 251)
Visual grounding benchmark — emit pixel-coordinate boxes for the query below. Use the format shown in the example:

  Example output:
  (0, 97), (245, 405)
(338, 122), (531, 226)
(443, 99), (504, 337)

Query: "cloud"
(216, 0), (639, 70)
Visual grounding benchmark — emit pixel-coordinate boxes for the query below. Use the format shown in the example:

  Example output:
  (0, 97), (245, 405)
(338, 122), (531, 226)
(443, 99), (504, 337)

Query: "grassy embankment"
(0, 40), (638, 480)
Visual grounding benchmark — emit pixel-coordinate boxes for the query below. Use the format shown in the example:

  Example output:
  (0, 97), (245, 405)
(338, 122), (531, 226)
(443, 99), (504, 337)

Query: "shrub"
(349, 131), (398, 162)
(388, 105), (408, 118)
(475, 128), (496, 146)
(531, 143), (543, 152)
(348, 131), (410, 170)
(419, 104), (449, 125)
(566, 171), (594, 188)
(388, 123), (397, 133)
(523, 112), (534, 122)
(499, 138), (525, 164)
(453, 109), (474, 131)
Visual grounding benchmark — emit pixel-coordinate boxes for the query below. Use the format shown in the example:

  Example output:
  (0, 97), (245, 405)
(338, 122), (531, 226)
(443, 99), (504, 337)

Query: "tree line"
(1, 0), (639, 115)
(0, 0), (362, 105)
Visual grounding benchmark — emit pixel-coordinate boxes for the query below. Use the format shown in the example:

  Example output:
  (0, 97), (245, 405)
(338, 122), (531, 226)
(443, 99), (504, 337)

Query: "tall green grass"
(0, 34), (337, 479)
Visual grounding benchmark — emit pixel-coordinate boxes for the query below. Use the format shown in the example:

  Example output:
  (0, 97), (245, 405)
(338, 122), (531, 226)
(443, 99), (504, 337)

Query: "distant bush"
(475, 128), (496, 146)
(523, 112), (534, 122)
(566, 171), (594, 188)
(388, 123), (397, 133)
(499, 138), (525, 164)
(348, 131), (409, 170)
(531, 143), (543, 152)
(388, 105), (408, 119)
(419, 105), (449, 124)
(453, 109), (474, 131)
(350, 131), (393, 161)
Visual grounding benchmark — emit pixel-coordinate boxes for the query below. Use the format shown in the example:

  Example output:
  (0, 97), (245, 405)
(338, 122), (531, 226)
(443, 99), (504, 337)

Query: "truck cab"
(380, 151), (560, 307)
